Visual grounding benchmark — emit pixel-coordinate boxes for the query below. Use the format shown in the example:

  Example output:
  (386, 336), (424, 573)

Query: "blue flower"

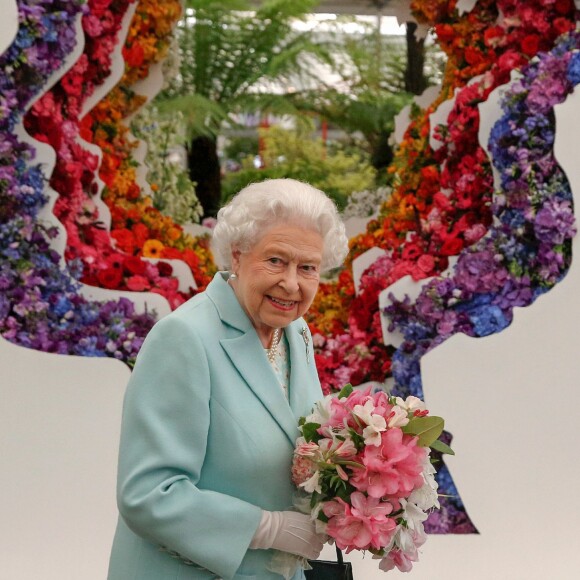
(567, 52), (580, 85)
(468, 305), (510, 337)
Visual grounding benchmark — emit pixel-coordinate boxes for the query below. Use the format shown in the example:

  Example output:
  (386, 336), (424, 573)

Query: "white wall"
(0, 338), (129, 580)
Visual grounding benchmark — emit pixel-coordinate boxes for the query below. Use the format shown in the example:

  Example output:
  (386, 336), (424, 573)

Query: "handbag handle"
(335, 546), (344, 565)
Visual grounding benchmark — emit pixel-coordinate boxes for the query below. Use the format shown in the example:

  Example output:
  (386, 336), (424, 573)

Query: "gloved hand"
(249, 510), (325, 560)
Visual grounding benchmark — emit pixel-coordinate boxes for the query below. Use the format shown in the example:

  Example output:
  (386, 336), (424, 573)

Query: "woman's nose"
(279, 267), (299, 293)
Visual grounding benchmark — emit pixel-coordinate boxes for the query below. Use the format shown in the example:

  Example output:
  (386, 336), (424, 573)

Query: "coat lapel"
(286, 321), (315, 421)
(207, 273), (299, 446)
(220, 334), (298, 445)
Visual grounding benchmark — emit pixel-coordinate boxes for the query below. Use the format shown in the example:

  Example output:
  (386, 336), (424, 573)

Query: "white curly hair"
(212, 179), (349, 272)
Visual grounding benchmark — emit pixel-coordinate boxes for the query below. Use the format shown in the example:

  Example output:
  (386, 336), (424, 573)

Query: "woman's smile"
(266, 295), (299, 310)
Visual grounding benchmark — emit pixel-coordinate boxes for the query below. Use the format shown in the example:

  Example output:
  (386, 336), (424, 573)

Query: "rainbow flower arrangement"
(307, 1), (578, 534)
(385, 30), (580, 396)
(309, 0), (577, 396)
(86, 0), (216, 293)
(0, 0), (155, 364)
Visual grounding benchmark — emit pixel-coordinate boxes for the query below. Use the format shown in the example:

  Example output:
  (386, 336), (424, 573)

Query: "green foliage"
(301, 422), (322, 443)
(222, 124), (376, 209)
(285, 23), (414, 164)
(157, 0), (329, 140)
(430, 439), (455, 455)
(337, 383), (353, 399)
(224, 135), (259, 161)
(402, 415), (445, 448)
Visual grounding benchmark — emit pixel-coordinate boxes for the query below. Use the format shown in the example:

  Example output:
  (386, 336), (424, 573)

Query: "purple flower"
(454, 249), (508, 293)
(534, 199), (576, 245)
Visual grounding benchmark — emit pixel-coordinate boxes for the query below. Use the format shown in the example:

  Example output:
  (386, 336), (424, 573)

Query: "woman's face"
(231, 224), (323, 344)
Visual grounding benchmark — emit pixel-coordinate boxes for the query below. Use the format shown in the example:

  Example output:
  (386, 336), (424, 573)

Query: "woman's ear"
(231, 247), (241, 273)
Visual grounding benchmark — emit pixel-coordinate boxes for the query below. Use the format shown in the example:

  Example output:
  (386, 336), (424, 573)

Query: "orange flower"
(142, 239), (165, 258)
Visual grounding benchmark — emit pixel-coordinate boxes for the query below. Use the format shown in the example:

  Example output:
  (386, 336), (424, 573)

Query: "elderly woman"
(108, 179), (349, 580)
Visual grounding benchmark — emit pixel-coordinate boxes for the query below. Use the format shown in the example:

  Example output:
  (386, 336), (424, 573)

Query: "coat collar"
(206, 273), (312, 445)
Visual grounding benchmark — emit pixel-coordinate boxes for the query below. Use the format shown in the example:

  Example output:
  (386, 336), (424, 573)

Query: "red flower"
(483, 26), (505, 49)
(520, 35), (540, 57)
(161, 247), (183, 260)
(439, 237), (463, 256)
(61, 72), (83, 97)
(123, 43), (145, 68)
(182, 248), (200, 270)
(401, 241), (424, 261)
(126, 183), (141, 200)
(464, 47), (485, 66)
(97, 267), (123, 289)
(156, 261), (174, 277)
(111, 228), (136, 254)
(132, 223), (150, 247)
(555, 0), (574, 15)
(79, 115), (93, 142)
(124, 256), (147, 276)
(553, 17), (575, 36)
(126, 275), (151, 291)
(415, 254), (435, 276)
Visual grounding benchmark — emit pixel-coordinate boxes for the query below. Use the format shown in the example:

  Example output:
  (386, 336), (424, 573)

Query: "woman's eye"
(268, 257), (282, 265)
(301, 264), (318, 273)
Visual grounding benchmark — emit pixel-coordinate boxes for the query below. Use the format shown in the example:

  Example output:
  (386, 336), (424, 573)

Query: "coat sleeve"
(116, 313), (262, 580)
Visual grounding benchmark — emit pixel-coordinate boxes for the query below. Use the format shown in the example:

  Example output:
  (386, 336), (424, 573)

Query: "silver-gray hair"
(212, 178), (349, 272)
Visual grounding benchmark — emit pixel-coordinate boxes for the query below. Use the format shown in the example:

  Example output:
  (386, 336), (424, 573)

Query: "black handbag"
(304, 546), (354, 580)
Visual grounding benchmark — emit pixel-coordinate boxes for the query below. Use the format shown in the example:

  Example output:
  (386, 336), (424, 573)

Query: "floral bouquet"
(291, 385), (453, 573)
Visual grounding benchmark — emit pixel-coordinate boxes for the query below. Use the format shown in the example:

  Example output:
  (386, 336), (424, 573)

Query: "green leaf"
(301, 422), (321, 443)
(348, 428), (365, 450)
(402, 416), (445, 448)
(337, 383), (353, 399)
(430, 439), (455, 455)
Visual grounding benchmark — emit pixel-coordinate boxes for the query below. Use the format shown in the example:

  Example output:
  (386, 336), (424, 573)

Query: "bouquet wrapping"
(291, 385), (453, 573)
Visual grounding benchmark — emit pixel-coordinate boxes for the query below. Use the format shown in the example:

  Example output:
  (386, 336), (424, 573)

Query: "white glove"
(249, 510), (324, 560)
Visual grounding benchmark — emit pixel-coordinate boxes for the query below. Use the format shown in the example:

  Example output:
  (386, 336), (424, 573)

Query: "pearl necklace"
(266, 328), (282, 363)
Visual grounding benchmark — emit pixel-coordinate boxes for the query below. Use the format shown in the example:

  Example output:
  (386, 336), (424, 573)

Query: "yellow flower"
(142, 239), (165, 258)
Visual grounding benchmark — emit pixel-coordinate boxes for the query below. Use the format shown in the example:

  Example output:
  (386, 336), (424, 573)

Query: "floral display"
(310, 0), (578, 389)
(292, 385), (452, 573)
(85, 0), (216, 293)
(22, 0), (215, 307)
(0, 0), (155, 363)
(3, 0), (580, 542)
(385, 31), (580, 396)
(307, 1), (578, 535)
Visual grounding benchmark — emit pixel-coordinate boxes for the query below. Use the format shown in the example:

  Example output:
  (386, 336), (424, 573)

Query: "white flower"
(353, 400), (387, 446)
(387, 405), (410, 428)
(393, 518), (426, 557)
(395, 395), (426, 413)
(400, 498), (429, 531)
(408, 456), (440, 510)
(395, 525), (419, 558)
(299, 470), (322, 494)
(304, 396), (332, 426)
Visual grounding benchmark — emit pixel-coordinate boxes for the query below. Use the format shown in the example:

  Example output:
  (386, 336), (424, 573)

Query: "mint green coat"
(107, 273), (323, 580)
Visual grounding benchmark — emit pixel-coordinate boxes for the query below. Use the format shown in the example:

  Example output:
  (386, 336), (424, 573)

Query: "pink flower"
(295, 441), (320, 457)
(379, 549), (417, 573)
(323, 493), (397, 552)
(291, 455), (316, 486)
(350, 429), (426, 498)
(126, 275), (151, 291)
